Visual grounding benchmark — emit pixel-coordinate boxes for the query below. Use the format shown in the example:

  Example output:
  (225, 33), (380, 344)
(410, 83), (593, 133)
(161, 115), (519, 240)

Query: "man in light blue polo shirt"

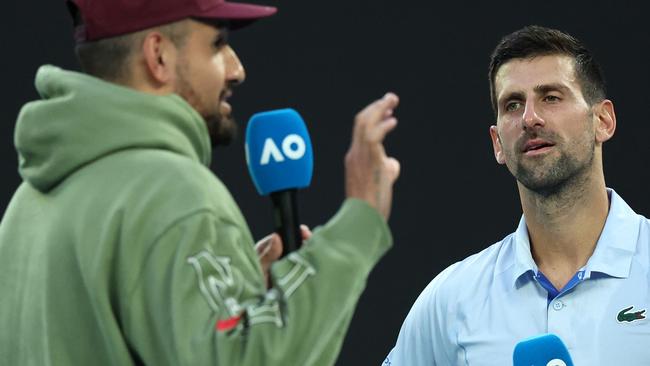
(384, 25), (650, 365)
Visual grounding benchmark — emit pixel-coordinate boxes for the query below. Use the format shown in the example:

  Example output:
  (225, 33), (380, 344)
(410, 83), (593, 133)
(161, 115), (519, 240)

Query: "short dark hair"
(69, 1), (190, 82)
(488, 25), (606, 115)
(75, 34), (143, 82)
(74, 23), (189, 82)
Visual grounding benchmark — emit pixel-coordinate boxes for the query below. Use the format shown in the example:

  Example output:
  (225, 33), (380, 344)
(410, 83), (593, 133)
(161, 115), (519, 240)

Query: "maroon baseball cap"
(67, 0), (277, 43)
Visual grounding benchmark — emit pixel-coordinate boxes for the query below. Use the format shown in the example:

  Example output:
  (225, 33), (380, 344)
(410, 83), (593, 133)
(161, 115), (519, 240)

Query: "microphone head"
(245, 108), (313, 195)
(513, 333), (574, 366)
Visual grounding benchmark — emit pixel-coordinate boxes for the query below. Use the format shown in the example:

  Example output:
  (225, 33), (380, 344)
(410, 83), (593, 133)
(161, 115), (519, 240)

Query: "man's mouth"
(220, 100), (232, 115)
(521, 139), (555, 155)
(220, 90), (233, 115)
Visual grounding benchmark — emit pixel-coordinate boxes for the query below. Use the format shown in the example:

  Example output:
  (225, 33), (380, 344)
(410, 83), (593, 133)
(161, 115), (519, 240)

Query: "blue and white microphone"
(245, 108), (313, 256)
(513, 333), (574, 366)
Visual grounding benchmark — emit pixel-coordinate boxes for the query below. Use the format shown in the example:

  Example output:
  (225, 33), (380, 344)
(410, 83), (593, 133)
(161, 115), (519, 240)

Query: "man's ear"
(593, 99), (616, 144)
(141, 31), (177, 87)
(490, 125), (506, 164)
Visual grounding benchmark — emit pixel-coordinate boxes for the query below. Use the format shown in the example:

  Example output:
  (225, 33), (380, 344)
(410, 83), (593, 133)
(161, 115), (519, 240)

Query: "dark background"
(5, 1), (649, 364)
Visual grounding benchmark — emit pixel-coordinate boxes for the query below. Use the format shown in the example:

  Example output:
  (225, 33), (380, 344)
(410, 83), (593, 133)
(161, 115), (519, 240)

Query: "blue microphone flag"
(245, 108), (313, 195)
(513, 333), (574, 366)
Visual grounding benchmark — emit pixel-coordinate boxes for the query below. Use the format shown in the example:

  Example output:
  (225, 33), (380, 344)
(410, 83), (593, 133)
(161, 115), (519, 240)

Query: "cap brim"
(197, 2), (278, 22)
(197, 2), (277, 29)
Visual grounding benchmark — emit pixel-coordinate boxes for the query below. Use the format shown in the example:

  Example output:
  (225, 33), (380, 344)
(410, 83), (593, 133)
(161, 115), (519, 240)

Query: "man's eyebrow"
(533, 83), (570, 95)
(498, 91), (525, 106)
(498, 83), (572, 106)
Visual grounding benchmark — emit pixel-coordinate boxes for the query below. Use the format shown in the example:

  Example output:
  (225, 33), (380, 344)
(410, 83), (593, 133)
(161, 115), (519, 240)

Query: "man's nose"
(224, 45), (246, 85)
(522, 99), (544, 129)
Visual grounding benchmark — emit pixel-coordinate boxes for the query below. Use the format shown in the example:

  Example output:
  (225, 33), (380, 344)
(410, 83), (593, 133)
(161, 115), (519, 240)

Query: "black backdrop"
(4, 1), (649, 364)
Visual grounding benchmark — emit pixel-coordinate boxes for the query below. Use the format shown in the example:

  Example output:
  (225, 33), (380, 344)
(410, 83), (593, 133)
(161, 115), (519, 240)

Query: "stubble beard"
(174, 62), (237, 147)
(506, 125), (596, 198)
(203, 110), (237, 147)
(514, 145), (594, 198)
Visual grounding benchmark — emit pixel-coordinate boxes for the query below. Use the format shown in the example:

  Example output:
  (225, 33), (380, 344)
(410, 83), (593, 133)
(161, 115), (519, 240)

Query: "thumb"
(259, 233), (283, 265)
(385, 157), (401, 181)
(255, 233), (274, 256)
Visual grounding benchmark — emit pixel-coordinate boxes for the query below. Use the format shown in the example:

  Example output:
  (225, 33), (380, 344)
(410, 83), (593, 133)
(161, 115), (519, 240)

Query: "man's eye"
(544, 95), (560, 102)
(505, 102), (522, 112)
(214, 38), (226, 49)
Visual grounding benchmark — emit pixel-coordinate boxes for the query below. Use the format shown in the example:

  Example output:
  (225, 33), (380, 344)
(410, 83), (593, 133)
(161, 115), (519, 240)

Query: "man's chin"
(519, 176), (566, 197)
(514, 162), (582, 197)
(205, 114), (237, 147)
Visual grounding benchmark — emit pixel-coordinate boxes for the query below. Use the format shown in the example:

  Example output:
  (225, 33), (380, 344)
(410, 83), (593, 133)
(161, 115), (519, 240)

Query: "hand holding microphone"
(254, 225), (312, 288)
(246, 109), (313, 257)
(345, 93), (401, 220)
(245, 93), (400, 261)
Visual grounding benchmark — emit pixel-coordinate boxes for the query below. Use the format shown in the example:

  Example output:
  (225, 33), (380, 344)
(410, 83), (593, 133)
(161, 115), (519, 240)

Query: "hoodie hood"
(15, 65), (212, 192)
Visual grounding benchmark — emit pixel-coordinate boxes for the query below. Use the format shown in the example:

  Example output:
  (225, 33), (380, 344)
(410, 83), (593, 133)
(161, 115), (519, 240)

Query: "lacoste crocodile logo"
(617, 306), (646, 323)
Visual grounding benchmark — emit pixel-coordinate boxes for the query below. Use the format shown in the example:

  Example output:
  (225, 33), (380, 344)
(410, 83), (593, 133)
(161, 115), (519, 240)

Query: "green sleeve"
(123, 198), (391, 365)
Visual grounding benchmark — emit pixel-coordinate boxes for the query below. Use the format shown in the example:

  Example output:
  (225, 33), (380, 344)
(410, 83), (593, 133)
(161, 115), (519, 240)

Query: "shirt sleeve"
(122, 198), (392, 366)
(382, 262), (460, 366)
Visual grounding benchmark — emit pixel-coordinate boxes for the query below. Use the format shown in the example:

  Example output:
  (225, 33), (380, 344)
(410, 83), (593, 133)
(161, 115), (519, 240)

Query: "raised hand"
(345, 93), (401, 220)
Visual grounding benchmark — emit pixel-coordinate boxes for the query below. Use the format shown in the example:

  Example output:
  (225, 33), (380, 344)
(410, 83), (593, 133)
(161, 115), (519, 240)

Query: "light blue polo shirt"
(384, 189), (650, 365)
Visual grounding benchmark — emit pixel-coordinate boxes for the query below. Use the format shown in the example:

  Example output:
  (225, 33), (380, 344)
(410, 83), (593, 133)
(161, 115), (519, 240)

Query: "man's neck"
(518, 173), (609, 290)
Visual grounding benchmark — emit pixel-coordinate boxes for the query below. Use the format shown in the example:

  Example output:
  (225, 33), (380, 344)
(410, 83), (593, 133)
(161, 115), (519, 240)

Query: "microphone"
(513, 333), (574, 366)
(245, 108), (313, 257)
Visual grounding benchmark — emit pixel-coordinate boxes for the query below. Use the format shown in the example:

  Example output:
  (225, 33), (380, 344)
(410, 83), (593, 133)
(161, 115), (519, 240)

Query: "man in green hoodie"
(0, 0), (400, 365)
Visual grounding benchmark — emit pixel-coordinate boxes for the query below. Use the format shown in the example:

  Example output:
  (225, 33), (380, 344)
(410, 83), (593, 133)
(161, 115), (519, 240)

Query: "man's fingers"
(358, 93), (398, 121)
(257, 226), (310, 262)
(353, 93), (400, 144)
(345, 93), (400, 221)
(257, 233), (283, 265)
(367, 117), (398, 143)
(300, 224), (312, 241)
(363, 93), (399, 127)
(255, 233), (274, 256)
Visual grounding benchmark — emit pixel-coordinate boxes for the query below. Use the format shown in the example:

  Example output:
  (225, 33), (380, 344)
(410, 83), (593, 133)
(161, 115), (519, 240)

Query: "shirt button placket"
(547, 297), (574, 351)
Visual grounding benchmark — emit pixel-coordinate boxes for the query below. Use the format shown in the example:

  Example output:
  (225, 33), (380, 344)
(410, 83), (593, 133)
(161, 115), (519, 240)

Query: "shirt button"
(553, 301), (564, 311)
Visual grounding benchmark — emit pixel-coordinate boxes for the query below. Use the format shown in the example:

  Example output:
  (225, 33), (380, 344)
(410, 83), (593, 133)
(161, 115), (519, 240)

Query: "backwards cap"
(67, 0), (277, 42)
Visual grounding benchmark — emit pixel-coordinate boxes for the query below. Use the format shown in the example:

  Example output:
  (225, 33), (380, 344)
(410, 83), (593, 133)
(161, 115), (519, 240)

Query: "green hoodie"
(0, 66), (392, 365)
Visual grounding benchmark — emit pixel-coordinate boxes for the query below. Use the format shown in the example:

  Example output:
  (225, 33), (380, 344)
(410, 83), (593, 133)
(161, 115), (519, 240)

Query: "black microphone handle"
(270, 189), (302, 257)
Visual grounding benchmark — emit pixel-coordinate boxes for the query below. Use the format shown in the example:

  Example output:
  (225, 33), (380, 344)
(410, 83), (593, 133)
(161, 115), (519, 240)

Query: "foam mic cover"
(245, 108), (313, 196)
(245, 108), (313, 256)
(513, 333), (574, 366)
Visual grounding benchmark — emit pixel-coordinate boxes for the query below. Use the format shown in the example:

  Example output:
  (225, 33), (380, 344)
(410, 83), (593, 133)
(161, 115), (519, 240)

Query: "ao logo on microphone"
(547, 360), (566, 366)
(245, 108), (313, 196)
(260, 134), (306, 165)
